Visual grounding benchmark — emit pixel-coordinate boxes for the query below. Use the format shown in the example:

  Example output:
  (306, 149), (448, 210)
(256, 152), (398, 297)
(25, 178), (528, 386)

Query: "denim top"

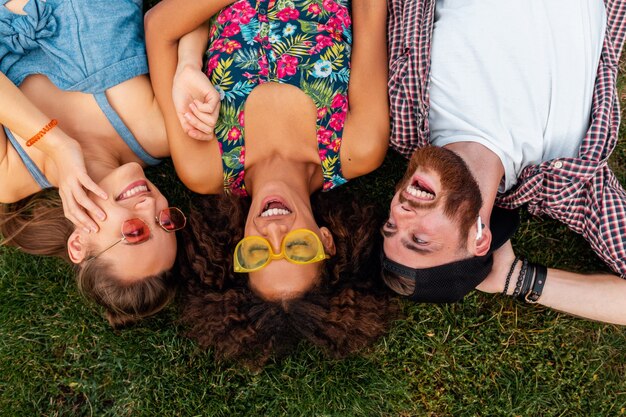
(0, 0), (160, 189)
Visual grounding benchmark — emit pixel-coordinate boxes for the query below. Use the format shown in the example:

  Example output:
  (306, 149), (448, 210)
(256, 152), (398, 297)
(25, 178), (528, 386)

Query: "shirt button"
(553, 161), (563, 169)
(259, 7), (266, 13)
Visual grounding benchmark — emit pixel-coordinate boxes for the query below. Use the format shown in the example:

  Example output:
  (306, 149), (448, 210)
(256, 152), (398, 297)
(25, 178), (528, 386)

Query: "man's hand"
(49, 139), (107, 233)
(172, 63), (221, 141)
(476, 239), (517, 294)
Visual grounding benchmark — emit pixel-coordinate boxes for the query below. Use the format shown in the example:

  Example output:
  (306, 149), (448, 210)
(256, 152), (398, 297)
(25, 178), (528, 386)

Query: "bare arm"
(145, 0), (234, 193)
(0, 72), (106, 232)
(477, 240), (626, 325)
(341, 0), (389, 178)
(0, 72), (67, 164)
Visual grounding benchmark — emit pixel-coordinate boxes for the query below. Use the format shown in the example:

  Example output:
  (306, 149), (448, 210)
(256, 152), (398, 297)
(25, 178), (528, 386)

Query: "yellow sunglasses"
(233, 228), (330, 273)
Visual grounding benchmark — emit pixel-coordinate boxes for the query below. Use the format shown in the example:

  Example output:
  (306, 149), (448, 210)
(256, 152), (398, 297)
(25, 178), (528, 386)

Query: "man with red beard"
(381, 0), (626, 324)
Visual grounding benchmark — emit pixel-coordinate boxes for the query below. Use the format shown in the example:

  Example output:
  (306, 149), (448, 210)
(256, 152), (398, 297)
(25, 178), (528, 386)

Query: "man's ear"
(471, 224), (492, 257)
(67, 230), (87, 264)
(319, 227), (336, 256)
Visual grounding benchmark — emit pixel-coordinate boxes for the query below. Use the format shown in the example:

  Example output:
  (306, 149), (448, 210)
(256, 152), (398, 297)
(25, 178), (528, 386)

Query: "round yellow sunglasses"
(233, 228), (330, 273)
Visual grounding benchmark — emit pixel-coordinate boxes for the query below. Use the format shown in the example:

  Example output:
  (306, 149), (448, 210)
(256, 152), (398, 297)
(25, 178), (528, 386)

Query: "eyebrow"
(383, 225), (440, 255)
(383, 227), (435, 254)
(402, 239), (436, 255)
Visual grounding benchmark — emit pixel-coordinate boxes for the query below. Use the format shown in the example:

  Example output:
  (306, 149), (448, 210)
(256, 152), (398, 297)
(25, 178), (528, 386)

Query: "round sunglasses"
(87, 207), (186, 261)
(233, 228), (329, 273)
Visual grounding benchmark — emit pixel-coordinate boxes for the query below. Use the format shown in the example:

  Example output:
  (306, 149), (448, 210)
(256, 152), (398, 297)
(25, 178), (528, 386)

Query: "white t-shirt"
(429, 0), (606, 192)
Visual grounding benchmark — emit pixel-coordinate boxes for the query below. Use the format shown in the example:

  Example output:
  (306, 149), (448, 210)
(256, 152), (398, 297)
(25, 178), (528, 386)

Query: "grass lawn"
(2, 8), (626, 417)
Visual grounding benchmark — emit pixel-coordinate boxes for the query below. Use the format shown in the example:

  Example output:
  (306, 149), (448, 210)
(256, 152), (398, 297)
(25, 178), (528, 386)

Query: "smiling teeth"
(119, 185), (148, 200)
(407, 185), (435, 200)
(261, 208), (291, 217)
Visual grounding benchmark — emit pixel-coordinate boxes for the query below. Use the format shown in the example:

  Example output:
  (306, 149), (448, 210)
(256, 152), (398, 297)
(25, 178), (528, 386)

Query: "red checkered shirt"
(388, 0), (626, 277)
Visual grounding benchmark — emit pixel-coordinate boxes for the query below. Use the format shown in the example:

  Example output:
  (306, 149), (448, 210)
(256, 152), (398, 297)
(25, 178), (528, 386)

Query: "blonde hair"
(76, 258), (175, 327)
(1, 189), (176, 327)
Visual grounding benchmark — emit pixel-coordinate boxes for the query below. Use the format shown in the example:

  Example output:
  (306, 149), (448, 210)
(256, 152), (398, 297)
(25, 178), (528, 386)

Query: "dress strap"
(5, 126), (52, 189)
(93, 92), (161, 166)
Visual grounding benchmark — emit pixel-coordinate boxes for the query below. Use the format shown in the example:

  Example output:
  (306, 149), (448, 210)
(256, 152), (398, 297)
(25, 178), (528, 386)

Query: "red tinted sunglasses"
(87, 207), (186, 260)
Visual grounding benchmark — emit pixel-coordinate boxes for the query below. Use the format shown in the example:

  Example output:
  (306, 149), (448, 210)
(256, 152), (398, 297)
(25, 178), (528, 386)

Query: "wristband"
(524, 263), (548, 303)
(517, 262), (535, 301)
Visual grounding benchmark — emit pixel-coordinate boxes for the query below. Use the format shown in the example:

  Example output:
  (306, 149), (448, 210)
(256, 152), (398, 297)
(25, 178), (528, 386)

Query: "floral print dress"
(206, 0), (352, 196)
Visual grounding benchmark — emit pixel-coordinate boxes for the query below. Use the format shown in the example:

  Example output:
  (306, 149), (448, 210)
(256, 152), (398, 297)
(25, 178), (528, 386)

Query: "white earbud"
(476, 216), (483, 241)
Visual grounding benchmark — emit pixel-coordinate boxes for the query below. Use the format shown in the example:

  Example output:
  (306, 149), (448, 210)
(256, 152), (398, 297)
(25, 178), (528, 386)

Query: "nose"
(133, 196), (157, 214)
(262, 222), (288, 253)
(393, 203), (416, 219)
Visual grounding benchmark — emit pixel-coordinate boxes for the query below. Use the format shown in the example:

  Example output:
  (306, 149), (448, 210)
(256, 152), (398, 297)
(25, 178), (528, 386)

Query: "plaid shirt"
(388, 0), (626, 277)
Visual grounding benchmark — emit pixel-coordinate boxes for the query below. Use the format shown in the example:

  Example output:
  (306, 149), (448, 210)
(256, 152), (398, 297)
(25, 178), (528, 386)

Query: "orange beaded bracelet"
(26, 119), (58, 147)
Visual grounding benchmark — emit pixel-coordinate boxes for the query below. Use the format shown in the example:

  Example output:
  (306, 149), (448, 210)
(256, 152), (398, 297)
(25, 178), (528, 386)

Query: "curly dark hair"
(177, 189), (399, 367)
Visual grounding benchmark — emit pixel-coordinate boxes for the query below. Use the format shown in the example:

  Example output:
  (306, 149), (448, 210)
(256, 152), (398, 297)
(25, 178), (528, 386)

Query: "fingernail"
(184, 113), (191, 120)
(99, 213), (105, 220)
(84, 227), (91, 234)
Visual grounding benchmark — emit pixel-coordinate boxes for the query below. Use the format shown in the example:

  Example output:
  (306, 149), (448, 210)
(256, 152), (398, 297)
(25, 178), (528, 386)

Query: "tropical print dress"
(205, 0), (352, 196)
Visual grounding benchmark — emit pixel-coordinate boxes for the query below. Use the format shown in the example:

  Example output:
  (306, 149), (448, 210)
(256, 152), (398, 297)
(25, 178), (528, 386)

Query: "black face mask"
(382, 206), (520, 303)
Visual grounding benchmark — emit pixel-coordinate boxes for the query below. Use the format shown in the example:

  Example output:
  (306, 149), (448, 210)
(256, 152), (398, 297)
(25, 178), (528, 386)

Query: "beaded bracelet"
(511, 258), (528, 298)
(26, 119), (58, 147)
(502, 256), (519, 295)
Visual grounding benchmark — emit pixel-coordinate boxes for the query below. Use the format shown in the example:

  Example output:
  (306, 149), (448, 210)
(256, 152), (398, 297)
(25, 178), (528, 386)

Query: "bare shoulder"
(106, 76), (169, 158)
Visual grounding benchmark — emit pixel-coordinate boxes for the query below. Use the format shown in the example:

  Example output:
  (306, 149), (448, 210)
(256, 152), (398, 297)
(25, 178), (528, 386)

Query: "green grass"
(2, 244), (626, 416)
(2, 12), (626, 417)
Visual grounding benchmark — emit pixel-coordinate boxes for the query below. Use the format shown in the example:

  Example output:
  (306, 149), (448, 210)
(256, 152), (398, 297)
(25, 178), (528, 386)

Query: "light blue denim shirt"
(1, 0), (160, 188)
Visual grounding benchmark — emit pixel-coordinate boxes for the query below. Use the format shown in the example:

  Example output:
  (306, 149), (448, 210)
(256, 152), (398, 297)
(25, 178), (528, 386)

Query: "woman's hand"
(0, 72), (107, 232)
(172, 63), (221, 141)
(48, 138), (107, 233)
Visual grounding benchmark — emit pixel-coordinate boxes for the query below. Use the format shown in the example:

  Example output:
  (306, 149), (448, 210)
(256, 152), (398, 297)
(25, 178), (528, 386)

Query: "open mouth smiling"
(259, 199), (292, 218)
(405, 178), (436, 201)
(116, 180), (150, 201)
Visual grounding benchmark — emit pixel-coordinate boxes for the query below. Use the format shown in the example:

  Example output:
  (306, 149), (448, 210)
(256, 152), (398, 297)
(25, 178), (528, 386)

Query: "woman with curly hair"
(145, 0), (393, 361)
(178, 191), (398, 366)
(0, 0), (201, 326)
(146, 0), (388, 294)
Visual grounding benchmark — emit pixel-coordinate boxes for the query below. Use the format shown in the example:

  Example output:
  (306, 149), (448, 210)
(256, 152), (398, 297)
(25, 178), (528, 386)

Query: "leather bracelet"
(525, 263), (548, 303)
(517, 262), (536, 301)
(502, 256), (519, 295)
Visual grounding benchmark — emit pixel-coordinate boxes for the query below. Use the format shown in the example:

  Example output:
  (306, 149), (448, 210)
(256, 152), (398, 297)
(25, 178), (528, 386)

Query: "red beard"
(398, 146), (483, 233)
